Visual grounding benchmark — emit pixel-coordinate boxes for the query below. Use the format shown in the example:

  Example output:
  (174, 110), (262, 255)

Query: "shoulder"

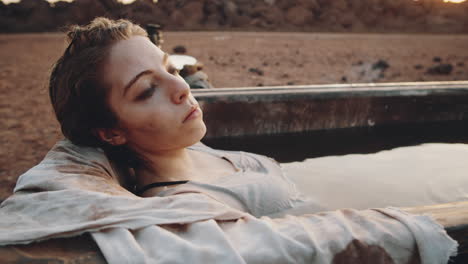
(44, 139), (109, 167)
(14, 139), (126, 192)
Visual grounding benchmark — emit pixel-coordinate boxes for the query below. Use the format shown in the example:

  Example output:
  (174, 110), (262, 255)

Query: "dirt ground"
(1, 31), (468, 201)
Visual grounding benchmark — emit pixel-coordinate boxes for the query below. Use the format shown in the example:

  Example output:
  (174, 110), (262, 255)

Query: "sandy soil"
(1, 31), (468, 201)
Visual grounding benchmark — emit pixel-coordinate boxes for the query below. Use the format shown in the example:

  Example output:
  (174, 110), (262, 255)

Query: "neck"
(134, 147), (195, 189)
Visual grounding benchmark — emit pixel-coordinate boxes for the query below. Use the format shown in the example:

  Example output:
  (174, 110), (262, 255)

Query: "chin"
(180, 120), (207, 148)
(193, 121), (207, 142)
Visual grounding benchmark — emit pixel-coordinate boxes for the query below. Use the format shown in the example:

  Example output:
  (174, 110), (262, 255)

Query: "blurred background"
(1, 0), (468, 33)
(1, 0), (468, 201)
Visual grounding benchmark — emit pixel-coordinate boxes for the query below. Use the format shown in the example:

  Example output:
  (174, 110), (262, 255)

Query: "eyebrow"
(123, 53), (170, 96)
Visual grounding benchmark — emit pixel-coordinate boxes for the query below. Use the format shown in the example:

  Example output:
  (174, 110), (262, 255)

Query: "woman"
(49, 17), (307, 216)
(0, 17), (457, 263)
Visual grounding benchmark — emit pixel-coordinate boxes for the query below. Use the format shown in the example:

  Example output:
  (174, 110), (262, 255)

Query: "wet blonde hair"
(49, 17), (148, 168)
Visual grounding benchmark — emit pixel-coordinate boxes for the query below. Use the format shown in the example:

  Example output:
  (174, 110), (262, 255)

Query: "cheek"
(119, 102), (176, 138)
(124, 109), (168, 133)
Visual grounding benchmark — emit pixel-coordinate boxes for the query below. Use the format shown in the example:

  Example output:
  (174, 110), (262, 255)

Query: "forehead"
(103, 36), (165, 88)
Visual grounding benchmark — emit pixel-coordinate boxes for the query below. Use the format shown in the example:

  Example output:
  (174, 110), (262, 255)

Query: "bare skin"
(97, 36), (236, 196)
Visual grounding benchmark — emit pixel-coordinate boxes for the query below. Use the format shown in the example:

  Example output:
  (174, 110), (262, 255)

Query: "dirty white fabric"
(282, 143), (468, 210)
(0, 140), (457, 263)
(155, 144), (309, 217)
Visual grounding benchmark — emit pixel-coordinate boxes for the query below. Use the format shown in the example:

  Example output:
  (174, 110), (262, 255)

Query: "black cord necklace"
(136, 180), (189, 196)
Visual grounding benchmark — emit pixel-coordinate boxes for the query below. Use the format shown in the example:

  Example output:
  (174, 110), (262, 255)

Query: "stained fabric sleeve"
(91, 207), (456, 264)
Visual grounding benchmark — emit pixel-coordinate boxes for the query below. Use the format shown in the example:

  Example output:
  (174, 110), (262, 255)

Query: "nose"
(170, 77), (190, 104)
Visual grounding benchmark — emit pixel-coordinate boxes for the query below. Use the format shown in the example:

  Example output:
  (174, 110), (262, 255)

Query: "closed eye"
(135, 85), (156, 101)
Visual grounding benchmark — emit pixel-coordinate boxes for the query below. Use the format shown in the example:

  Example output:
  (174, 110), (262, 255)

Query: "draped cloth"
(282, 143), (468, 210)
(0, 140), (457, 263)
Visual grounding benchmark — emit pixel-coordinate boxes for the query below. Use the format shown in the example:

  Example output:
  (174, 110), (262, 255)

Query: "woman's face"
(101, 35), (206, 155)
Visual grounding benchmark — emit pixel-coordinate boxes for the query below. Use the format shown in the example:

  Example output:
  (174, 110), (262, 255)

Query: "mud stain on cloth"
(332, 239), (421, 264)
(161, 224), (190, 233)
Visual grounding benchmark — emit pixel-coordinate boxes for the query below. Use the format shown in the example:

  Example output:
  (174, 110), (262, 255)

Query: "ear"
(95, 128), (127, 146)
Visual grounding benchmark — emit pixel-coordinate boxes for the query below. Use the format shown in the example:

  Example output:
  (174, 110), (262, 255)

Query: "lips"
(183, 105), (200, 123)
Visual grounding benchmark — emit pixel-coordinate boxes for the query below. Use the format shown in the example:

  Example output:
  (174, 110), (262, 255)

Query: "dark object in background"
(426, 64), (453, 75)
(145, 24), (163, 48)
(173, 45), (187, 54)
(248, 67), (264, 76)
(372, 60), (390, 71)
(180, 63), (214, 89)
(145, 24), (211, 88)
(433, 57), (442, 63)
